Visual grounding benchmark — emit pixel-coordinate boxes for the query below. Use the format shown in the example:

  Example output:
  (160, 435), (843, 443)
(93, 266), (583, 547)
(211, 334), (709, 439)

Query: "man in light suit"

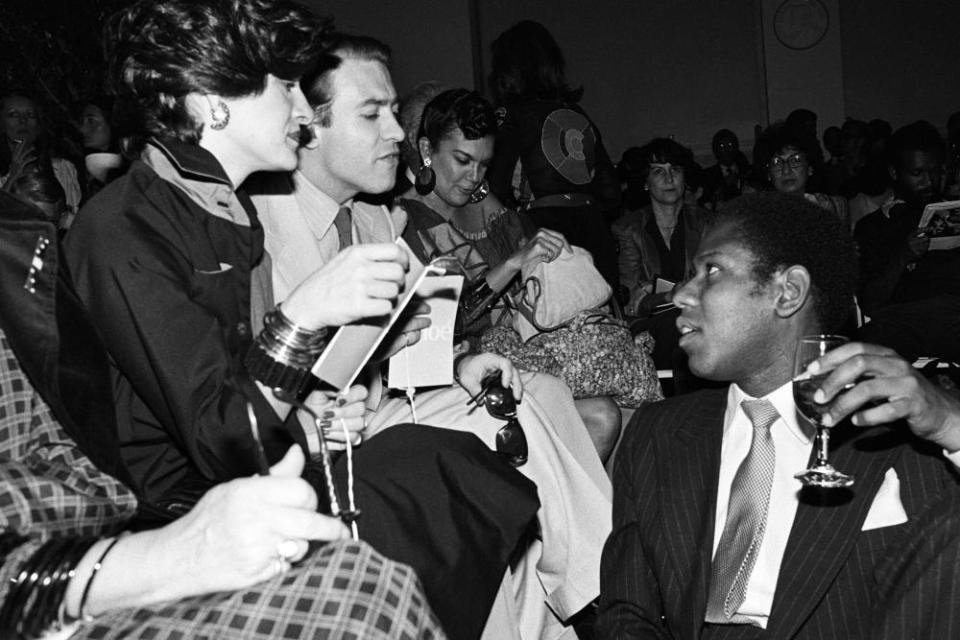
(598, 191), (960, 639)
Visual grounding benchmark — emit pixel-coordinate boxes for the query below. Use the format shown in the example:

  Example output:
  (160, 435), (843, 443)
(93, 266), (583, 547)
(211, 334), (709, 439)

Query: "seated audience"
(702, 128), (749, 209)
(1, 92), (83, 215)
(755, 121), (849, 227)
(0, 189), (443, 640)
(249, 47), (614, 638)
(485, 20), (620, 286)
(62, 3), (537, 637)
(611, 137), (711, 370)
(598, 191), (960, 638)
(854, 120), (960, 363)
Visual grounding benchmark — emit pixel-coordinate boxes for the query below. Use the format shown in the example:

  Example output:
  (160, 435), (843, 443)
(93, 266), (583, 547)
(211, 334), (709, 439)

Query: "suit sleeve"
(596, 408), (672, 638)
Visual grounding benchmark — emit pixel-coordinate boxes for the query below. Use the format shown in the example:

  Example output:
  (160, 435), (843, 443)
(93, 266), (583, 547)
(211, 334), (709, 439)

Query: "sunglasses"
(470, 375), (528, 466)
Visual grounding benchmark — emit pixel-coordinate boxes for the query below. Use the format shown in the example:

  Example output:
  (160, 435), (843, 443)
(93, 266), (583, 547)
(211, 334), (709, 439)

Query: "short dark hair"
(714, 192), (857, 332)
(106, 0), (326, 150)
(418, 89), (496, 151)
(754, 121), (816, 167)
(634, 137), (694, 180)
(488, 20), (582, 105)
(301, 34), (392, 127)
(887, 120), (945, 170)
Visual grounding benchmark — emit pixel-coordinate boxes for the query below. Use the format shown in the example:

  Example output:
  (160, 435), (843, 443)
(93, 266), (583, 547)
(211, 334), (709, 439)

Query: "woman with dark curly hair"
(63, 0), (407, 511)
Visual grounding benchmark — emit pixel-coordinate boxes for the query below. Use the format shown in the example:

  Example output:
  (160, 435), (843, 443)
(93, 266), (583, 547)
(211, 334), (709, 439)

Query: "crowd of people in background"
(4, 1), (960, 639)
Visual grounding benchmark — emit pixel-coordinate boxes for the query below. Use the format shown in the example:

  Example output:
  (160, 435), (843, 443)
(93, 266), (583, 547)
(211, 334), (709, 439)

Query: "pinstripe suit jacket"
(598, 388), (960, 639)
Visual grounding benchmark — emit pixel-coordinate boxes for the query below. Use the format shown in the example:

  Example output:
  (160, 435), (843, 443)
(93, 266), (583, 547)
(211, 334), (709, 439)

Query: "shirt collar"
(726, 380), (813, 444)
(290, 169), (351, 242)
(143, 138), (250, 226)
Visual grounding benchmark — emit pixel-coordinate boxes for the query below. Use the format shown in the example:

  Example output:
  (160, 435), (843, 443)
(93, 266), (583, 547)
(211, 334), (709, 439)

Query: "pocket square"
(862, 467), (909, 531)
(195, 262), (233, 275)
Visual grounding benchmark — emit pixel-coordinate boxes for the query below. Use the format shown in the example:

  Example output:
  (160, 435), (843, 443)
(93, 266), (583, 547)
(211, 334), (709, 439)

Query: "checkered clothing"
(0, 329), (136, 603)
(0, 328), (446, 638)
(79, 540), (446, 640)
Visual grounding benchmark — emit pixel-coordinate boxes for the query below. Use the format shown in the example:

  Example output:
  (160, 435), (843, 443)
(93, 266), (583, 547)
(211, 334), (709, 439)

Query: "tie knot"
(740, 398), (779, 432)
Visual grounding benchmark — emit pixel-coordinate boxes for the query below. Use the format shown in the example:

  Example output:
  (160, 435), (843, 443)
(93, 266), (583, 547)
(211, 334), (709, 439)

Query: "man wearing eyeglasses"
(854, 121), (960, 364)
(248, 33), (614, 640)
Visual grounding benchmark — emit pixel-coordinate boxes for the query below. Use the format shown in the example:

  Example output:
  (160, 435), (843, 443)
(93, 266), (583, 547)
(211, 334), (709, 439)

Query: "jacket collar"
(144, 138), (251, 226)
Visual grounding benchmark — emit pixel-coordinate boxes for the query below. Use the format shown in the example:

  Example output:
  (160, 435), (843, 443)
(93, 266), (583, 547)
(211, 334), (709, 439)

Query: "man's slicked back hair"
(301, 34), (392, 127)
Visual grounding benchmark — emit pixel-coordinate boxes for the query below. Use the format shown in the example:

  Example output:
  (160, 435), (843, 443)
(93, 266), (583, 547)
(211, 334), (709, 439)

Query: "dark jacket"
(63, 139), (293, 509)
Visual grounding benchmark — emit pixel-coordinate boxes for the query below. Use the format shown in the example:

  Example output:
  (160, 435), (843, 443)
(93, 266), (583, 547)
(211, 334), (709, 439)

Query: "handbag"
(512, 245), (612, 341)
(481, 312), (663, 408)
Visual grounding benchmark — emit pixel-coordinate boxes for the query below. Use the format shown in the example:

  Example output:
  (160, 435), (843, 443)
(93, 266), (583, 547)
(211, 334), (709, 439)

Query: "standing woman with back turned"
(486, 20), (621, 286)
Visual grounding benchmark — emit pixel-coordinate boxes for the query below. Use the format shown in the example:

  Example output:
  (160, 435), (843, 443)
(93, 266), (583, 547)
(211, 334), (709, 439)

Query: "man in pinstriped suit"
(598, 192), (960, 639)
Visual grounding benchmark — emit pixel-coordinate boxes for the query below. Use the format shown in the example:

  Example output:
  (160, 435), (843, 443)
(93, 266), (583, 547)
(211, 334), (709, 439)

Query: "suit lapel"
(660, 389), (726, 640)
(766, 423), (903, 638)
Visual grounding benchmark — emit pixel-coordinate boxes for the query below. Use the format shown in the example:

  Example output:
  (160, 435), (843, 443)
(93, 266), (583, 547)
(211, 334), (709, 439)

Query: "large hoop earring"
(209, 99), (230, 131)
(415, 157), (435, 195)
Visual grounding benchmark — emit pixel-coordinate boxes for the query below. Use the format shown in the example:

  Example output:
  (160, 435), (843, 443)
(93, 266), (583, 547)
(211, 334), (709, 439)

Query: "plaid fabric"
(0, 329), (136, 602)
(0, 328), (445, 638)
(78, 540), (446, 640)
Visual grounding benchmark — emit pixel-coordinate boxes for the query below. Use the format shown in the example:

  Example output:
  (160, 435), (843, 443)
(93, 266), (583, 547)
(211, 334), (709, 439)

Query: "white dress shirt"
(711, 380), (813, 628)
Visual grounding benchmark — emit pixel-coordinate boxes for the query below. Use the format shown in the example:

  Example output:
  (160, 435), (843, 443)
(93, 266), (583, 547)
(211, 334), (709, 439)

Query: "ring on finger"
(276, 538), (300, 562)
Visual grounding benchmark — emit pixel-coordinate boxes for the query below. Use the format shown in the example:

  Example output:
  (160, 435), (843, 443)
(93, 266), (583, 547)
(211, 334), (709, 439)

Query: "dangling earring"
(209, 99), (230, 131)
(415, 157), (435, 195)
(469, 179), (490, 204)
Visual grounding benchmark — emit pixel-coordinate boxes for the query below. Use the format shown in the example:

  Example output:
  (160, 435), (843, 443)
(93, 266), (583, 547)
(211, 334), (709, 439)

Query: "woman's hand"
(152, 446), (349, 598)
(2, 140), (37, 189)
(509, 229), (570, 273)
(809, 342), (960, 452)
(282, 243), (409, 329)
(300, 384), (369, 450)
(456, 352), (523, 401)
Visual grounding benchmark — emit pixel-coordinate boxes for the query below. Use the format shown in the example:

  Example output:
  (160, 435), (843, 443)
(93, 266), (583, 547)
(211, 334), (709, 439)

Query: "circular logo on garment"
(541, 108), (596, 185)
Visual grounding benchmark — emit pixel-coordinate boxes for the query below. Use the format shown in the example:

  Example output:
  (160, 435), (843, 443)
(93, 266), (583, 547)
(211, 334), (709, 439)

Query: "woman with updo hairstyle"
(401, 88), (624, 463)
(485, 20), (621, 287)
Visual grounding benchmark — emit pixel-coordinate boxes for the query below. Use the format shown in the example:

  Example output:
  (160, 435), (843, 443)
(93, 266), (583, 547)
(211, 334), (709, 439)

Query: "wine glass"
(793, 334), (855, 488)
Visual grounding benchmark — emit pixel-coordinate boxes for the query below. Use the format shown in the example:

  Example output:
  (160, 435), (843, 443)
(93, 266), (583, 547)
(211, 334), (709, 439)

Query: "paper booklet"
(387, 275), (464, 389)
(918, 200), (960, 251)
(311, 238), (460, 391)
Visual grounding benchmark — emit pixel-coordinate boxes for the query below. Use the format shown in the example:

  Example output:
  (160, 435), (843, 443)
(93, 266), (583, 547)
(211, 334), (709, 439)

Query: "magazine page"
(387, 275), (464, 389)
(918, 200), (960, 251)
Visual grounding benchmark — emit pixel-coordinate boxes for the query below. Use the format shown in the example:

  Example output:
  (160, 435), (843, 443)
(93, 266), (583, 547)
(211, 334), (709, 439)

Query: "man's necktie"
(705, 398), (779, 623)
(334, 206), (352, 249)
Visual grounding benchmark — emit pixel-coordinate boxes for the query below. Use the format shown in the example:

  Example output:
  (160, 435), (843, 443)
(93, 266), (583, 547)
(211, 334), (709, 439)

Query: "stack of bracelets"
(245, 304), (330, 397)
(0, 533), (123, 639)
